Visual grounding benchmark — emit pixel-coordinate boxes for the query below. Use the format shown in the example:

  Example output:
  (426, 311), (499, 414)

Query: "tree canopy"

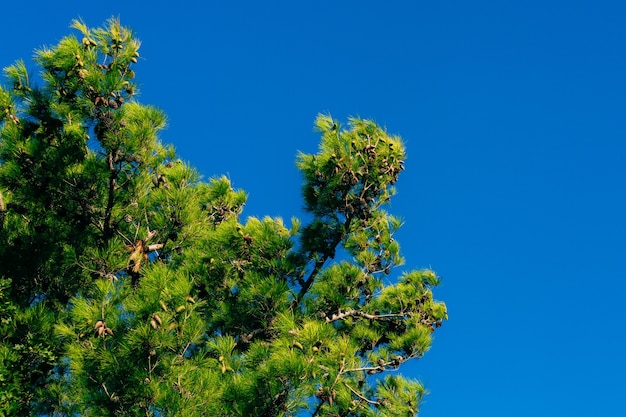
(0, 18), (447, 416)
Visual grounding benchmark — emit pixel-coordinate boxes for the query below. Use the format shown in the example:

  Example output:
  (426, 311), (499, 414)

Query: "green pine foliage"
(0, 18), (447, 416)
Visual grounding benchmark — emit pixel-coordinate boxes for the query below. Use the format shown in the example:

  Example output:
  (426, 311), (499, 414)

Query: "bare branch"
(344, 382), (379, 405)
(145, 243), (163, 252)
(325, 309), (407, 323)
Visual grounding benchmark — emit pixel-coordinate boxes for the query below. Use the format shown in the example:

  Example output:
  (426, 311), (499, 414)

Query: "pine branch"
(311, 399), (324, 417)
(235, 327), (269, 350)
(294, 257), (327, 304)
(341, 352), (419, 377)
(344, 381), (379, 405)
(324, 309), (407, 323)
(294, 214), (354, 306)
(0, 191), (5, 231)
(102, 150), (118, 242)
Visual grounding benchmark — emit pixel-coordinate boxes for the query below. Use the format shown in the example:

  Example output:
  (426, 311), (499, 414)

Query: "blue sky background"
(3, 1), (626, 416)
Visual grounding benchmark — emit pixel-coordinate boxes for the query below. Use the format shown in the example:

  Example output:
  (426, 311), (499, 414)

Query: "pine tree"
(0, 18), (447, 416)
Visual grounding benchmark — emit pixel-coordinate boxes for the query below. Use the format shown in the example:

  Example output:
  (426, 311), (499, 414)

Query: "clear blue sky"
(3, 1), (626, 416)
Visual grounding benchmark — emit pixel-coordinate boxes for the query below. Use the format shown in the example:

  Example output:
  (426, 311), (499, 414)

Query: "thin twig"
(344, 382), (379, 405)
